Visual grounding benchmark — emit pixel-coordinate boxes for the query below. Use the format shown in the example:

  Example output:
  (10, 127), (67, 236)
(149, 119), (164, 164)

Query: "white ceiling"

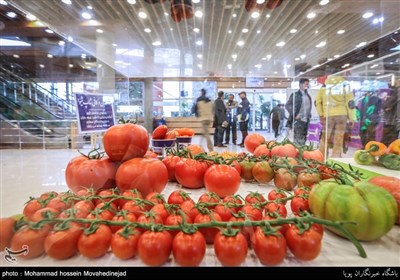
(5, 0), (400, 78)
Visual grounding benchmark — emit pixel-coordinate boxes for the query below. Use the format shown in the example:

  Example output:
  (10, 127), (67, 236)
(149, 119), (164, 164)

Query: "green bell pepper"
(354, 150), (374, 165)
(378, 153), (400, 170)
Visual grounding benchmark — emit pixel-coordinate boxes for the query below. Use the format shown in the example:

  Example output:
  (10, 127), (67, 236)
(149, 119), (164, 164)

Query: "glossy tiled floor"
(0, 138), (399, 267)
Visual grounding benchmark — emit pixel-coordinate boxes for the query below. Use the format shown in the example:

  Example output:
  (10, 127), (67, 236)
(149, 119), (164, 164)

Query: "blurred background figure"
(214, 91), (228, 147)
(225, 94), (238, 145)
(357, 91), (382, 147)
(316, 78), (357, 158)
(195, 88), (214, 152)
(270, 103), (285, 138)
(237, 91), (251, 147)
(382, 84), (400, 146)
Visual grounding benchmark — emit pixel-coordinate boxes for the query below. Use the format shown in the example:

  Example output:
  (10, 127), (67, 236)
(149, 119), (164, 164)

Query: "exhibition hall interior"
(0, 0), (399, 268)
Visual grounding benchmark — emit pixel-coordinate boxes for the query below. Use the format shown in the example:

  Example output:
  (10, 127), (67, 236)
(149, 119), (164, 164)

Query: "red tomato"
(251, 227), (287, 265)
(138, 230), (173, 266)
(116, 158), (168, 197)
(103, 123), (149, 162)
(222, 195), (244, 211)
(198, 192), (221, 209)
(244, 133), (265, 153)
(214, 231), (248, 266)
(252, 161), (274, 184)
(294, 187), (311, 196)
(72, 200), (95, 219)
(241, 204), (263, 221)
(290, 197), (310, 216)
(65, 155), (119, 194)
(267, 189), (288, 204)
(118, 189), (144, 208)
(165, 130), (179, 139)
(0, 217), (15, 251)
(110, 212), (137, 233)
(94, 189), (117, 206)
(297, 172), (321, 188)
(194, 212), (222, 244)
(285, 226), (322, 261)
(270, 143), (298, 158)
(46, 195), (71, 212)
(77, 224), (112, 259)
(144, 150), (159, 158)
(273, 168), (297, 191)
(253, 144), (271, 157)
(145, 192), (166, 204)
(23, 199), (44, 220)
(239, 160), (256, 181)
(10, 225), (50, 259)
(204, 164), (241, 198)
(111, 227), (141, 260)
(162, 155), (183, 182)
(214, 204), (237, 221)
(44, 222), (82, 259)
(136, 214), (163, 233)
(29, 207), (59, 222)
(151, 204), (170, 223)
(167, 190), (193, 205)
(121, 200), (150, 216)
(172, 231), (206, 266)
(302, 149), (324, 162)
(152, 125), (168, 139)
(175, 158), (209, 189)
(164, 214), (192, 236)
(179, 200), (198, 221)
(265, 202), (287, 218)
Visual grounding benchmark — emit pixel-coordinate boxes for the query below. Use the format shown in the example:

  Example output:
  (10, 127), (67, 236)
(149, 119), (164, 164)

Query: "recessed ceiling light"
(255, 64), (262, 68)
(47, 54), (53, 58)
(164, 12), (169, 16)
(327, 57), (333, 61)
(251, 11), (260, 18)
(193, 28), (200, 33)
(315, 30), (319, 34)
(197, 54), (202, 59)
(58, 40), (65, 46)
(262, 57), (266, 60)
(266, 54), (272, 59)
(87, 6), (92, 9)
(81, 12), (92, 20)
(67, 36), (73, 42)
(39, 64), (45, 68)
(45, 29), (54, 34)
(69, 64), (74, 68)
(319, 0), (329, 5)
(127, 0), (136, 4)
(152, 41), (162, 46)
(300, 54), (306, 59)
(227, 64), (232, 69)
(316, 41), (326, 48)
(276, 41), (285, 47)
(342, 63), (350, 68)
(367, 54), (375, 58)
(266, 14), (270, 18)
(192, 0), (200, 3)
(362, 12), (373, 19)
(196, 40), (203, 46)
(61, 0), (72, 4)
(228, 30), (232, 34)
(356, 41), (367, 48)
(138, 11), (147, 19)
(198, 64), (202, 68)
(237, 41), (245, 46)
(0, 0), (7, 5)
(370, 64), (378, 68)
(26, 14), (36, 21)
(295, 57), (300, 61)
(337, 29), (345, 34)
(274, 72), (278, 74)
(290, 29), (297, 33)
(232, 54), (237, 59)
(13, 54), (19, 58)
(195, 10), (203, 17)
(233, 13), (237, 18)
(112, 43), (117, 47)
(256, 0), (265, 4)
(376, 72), (381, 75)
(242, 28), (248, 33)
(307, 12), (316, 19)
(144, 28), (151, 33)
(372, 17), (384, 24)
(96, 29), (104, 33)
(170, 28), (173, 31)
(333, 54), (340, 58)
(257, 30), (261, 34)
(6, 11), (17, 18)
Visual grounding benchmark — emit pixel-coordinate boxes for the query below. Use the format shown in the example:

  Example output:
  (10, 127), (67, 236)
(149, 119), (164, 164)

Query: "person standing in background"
(382, 84), (399, 146)
(270, 104), (284, 138)
(214, 91), (228, 147)
(195, 88), (214, 152)
(357, 91), (382, 147)
(237, 91), (251, 147)
(285, 78), (312, 145)
(224, 94), (238, 145)
(315, 80), (356, 159)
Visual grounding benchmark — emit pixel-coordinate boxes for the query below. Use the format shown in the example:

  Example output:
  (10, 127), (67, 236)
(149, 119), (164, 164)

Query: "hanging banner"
(74, 93), (116, 133)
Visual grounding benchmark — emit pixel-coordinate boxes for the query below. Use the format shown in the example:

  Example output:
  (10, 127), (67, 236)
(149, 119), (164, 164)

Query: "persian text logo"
(3, 245), (29, 264)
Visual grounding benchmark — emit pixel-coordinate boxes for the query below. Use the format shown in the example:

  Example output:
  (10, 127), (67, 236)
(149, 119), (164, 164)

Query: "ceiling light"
(26, 14), (36, 21)
(276, 41), (285, 47)
(13, 54), (19, 58)
(197, 54), (202, 59)
(69, 64), (74, 68)
(262, 57), (266, 60)
(198, 64), (202, 68)
(333, 54), (340, 58)
(290, 29), (297, 34)
(0, 0), (7, 5)
(196, 40), (203, 46)
(164, 12), (169, 16)
(127, 0), (136, 4)
(274, 72), (278, 74)
(295, 57), (300, 61)
(87, 6), (93, 9)
(376, 72), (381, 75)
(342, 63), (350, 68)
(96, 29), (104, 33)
(362, 12), (373, 19)
(370, 64), (378, 69)
(307, 12), (316, 19)
(138, 11), (147, 19)
(232, 54), (237, 60)
(81, 54), (87, 58)
(112, 43), (117, 47)
(228, 30), (232, 34)
(256, 0), (265, 3)
(193, 28), (200, 33)
(58, 40), (65, 46)
(316, 41), (326, 48)
(61, 0), (72, 4)
(251, 11), (260, 18)
(257, 30), (261, 34)
(266, 54), (272, 59)
(227, 64), (232, 69)
(192, 0), (200, 3)
(6, 11), (17, 18)
(81, 12), (92, 20)
(337, 29), (345, 34)
(315, 30), (319, 34)
(300, 54), (306, 59)
(372, 17), (384, 24)
(327, 57), (333, 61)
(47, 54), (53, 58)
(266, 14), (270, 18)
(152, 41), (162, 46)
(233, 13), (237, 18)
(45, 29), (54, 34)
(194, 10), (203, 18)
(237, 41), (245, 46)
(367, 54), (375, 58)
(39, 64), (45, 68)
(356, 41), (367, 48)
(242, 28), (248, 33)
(144, 28), (151, 33)
(255, 64), (262, 68)
(319, 0), (329, 5)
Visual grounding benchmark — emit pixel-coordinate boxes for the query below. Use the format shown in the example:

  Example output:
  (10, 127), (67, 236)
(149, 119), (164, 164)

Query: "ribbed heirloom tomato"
(103, 123), (149, 162)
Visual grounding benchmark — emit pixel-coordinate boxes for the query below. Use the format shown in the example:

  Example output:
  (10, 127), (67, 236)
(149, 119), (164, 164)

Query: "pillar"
(143, 78), (153, 133)
(96, 32), (116, 95)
